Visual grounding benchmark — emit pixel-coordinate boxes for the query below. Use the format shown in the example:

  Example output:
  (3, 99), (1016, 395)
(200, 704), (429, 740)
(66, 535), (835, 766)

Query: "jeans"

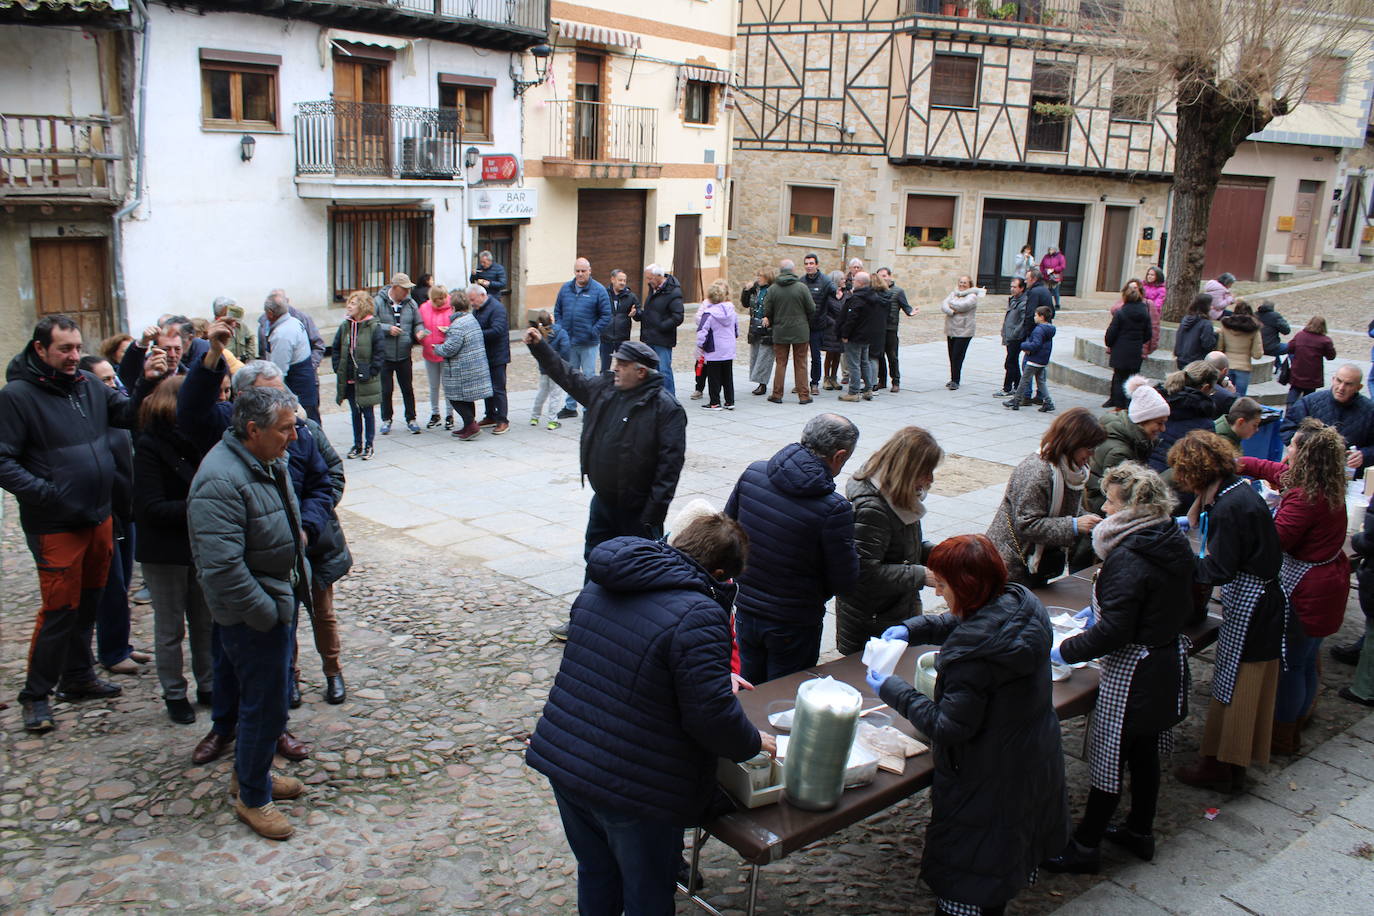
(1013, 364), (1052, 408)
(844, 342), (873, 394)
(1352, 618), (1374, 699)
(484, 361), (508, 423)
(705, 359), (735, 406)
(809, 328), (825, 384)
(96, 522), (135, 668)
(1002, 342), (1023, 392)
(566, 344), (599, 410)
(423, 360), (450, 417)
(1049, 282), (1061, 311)
(946, 336), (972, 384)
(1231, 369), (1251, 396)
(771, 342), (809, 400)
(144, 562), (213, 701)
(651, 345), (675, 396)
(380, 357), (416, 424)
(213, 621), (292, 808)
(584, 493), (657, 564)
(552, 784), (682, 916)
(735, 612), (823, 684)
(532, 374), (566, 422)
(875, 328), (901, 388)
(19, 518), (112, 702)
(1275, 632), (1323, 722)
(345, 387), (376, 448)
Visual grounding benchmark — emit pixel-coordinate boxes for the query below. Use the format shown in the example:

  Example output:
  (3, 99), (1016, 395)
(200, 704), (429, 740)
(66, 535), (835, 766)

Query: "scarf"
(872, 472), (927, 525)
(1028, 458), (1086, 575)
(1092, 507), (1168, 560)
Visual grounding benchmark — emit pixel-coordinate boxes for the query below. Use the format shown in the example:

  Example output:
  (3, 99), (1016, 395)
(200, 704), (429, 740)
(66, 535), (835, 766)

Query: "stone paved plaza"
(2, 321), (1373, 914)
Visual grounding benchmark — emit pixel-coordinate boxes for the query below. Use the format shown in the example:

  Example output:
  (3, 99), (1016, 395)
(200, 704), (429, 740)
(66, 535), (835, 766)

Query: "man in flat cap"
(523, 331), (687, 640)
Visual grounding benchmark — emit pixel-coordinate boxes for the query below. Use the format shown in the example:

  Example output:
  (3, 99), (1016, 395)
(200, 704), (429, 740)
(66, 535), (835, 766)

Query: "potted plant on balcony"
(940, 1), (957, 15)
(939, 235), (957, 250)
(997, 3), (1019, 19)
(1033, 101), (1075, 120)
(955, 3), (972, 16)
(975, 0), (996, 17)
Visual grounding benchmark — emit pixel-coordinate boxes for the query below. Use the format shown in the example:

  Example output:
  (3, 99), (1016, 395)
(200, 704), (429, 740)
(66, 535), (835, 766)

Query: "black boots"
(1042, 838), (1101, 874)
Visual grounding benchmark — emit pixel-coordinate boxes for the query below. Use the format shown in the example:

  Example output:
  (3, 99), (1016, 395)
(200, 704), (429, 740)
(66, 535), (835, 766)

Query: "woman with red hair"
(868, 534), (1069, 916)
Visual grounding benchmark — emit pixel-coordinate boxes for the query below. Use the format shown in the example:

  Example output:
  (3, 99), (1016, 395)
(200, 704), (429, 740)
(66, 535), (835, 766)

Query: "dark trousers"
(96, 522), (135, 668)
(809, 328), (825, 384)
(1074, 730), (1163, 846)
(346, 388), (376, 448)
(735, 611), (823, 685)
(599, 339), (625, 374)
(875, 328), (901, 388)
(552, 784), (681, 916)
(483, 361), (508, 423)
(584, 493), (658, 565)
(448, 399), (476, 428)
(1107, 365), (1139, 408)
(705, 359), (735, 406)
(1002, 342), (1023, 392)
(947, 336), (972, 384)
(380, 357), (416, 424)
(20, 518), (113, 701)
(212, 621), (292, 808)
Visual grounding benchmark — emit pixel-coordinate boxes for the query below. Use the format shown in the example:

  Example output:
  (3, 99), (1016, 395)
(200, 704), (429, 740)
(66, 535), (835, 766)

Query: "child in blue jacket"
(531, 310), (572, 429)
(1006, 306), (1056, 412)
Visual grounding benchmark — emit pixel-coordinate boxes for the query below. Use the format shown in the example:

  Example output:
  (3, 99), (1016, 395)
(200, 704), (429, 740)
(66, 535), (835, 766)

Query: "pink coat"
(418, 300), (455, 363)
(696, 300), (738, 362)
(1039, 251), (1066, 283)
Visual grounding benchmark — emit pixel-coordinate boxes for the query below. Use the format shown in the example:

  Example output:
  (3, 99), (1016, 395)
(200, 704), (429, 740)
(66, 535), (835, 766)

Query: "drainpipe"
(111, 0), (150, 334)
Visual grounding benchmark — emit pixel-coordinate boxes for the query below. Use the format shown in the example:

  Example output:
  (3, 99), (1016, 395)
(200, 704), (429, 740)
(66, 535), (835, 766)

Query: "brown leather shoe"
(235, 800), (294, 840)
(230, 771), (305, 800)
(276, 731), (311, 761)
(1174, 754), (1237, 792)
(192, 730), (233, 765)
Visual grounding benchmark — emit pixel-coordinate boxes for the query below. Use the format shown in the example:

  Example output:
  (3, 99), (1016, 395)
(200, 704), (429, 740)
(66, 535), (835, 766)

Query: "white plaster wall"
(0, 25), (105, 116)
(121, 5), (521, 330)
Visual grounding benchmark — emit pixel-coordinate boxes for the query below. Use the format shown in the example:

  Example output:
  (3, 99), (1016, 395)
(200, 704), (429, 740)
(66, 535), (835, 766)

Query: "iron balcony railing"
(899, 0), (1144, 31)
(294, 100), (462, 179)
(386, 0), (547, 32)
(545, 99), (657, 163)
(0, 113), (120, 197)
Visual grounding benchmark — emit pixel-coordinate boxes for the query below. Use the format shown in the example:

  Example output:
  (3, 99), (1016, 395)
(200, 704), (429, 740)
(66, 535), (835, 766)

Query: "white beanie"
(1126, 375), (1169, 423)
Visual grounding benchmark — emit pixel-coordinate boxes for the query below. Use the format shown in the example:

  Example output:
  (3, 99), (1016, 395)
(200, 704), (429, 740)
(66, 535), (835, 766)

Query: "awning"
(679, 66), (731, 85)
(327, 29), (411, 52)
(553, 19), (642, 49)
(320, 29), (414, 73)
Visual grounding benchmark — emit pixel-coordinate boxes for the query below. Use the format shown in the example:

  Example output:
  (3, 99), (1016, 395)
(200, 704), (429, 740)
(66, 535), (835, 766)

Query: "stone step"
(1075, 336), (1275, 384)
(1047, 351), (1288, 407)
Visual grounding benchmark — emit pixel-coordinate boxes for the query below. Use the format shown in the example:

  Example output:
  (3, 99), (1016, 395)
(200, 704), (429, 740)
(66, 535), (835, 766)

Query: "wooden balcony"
(540, 100), (660, 179)
(198, 0), (549, 51)
(899, 0), (1146, 36)
(0, 113), (121, 201)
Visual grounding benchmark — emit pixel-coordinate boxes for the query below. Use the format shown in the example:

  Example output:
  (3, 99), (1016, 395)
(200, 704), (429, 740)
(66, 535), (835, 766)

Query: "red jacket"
(1239, 457), (1350, 637)
(1286, 329), (1336, 391)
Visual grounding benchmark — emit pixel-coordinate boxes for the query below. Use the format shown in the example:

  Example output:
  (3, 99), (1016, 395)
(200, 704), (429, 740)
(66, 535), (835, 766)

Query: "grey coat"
(187, 430), (308, 632)
(373, 292), (424, 361)
(435, 313), (493, 402)
(835, 476), (933, 655)
(986, 454), (1085, 585)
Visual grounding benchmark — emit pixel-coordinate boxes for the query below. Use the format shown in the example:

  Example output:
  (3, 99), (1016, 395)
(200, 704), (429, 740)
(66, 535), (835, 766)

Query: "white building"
(0, 0), (548, 358)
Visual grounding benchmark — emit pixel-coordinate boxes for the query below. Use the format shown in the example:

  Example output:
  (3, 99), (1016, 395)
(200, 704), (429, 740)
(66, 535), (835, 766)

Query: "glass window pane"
(1001, 219), (1030, 276)
(205, 70), (233, 120)
(240, 71), (275, 124)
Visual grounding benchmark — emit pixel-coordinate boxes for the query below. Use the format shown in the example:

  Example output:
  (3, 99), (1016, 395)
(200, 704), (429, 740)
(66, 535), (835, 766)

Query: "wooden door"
(577, 189), (646, 299)
(333, 57), (390, 174)
(1288, 180), (1319, 265)
(1203, 177), (1268, 280)
(573, 53), (603, 160)
(476, 224), (518, 314)
(1096, 206), (1130, 292)
(672, 214), (701, 302)
(31, 238), (112, 343)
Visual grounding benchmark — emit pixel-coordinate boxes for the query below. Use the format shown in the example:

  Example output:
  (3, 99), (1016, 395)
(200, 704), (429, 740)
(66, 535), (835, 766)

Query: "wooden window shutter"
(931, 55), (978, 108)
(575, 54), (600, 85)
(790, 186), (834, 219)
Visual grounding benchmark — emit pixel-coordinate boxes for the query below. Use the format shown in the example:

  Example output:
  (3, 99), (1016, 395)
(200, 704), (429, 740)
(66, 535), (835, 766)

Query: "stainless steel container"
(783, 677), (862, 811)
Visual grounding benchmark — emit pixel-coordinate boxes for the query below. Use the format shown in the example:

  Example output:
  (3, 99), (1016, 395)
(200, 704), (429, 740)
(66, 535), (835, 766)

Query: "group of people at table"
(527, 359), (1371, 915)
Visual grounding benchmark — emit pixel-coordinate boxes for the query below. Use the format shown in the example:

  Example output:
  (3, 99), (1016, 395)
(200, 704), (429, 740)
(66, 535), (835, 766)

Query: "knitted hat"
(1126, 375), (1169, 423)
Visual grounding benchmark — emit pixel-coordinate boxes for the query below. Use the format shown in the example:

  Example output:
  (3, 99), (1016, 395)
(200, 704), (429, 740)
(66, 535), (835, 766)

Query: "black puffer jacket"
(835, 476), (932, 655)
(1060, 520), (1193, 734)
(0, 351), (139, 534)
(1194, 475), (1285, 660)
(840, 286), (889, 347)
(529, 338), (686, 531)
(882, 585), (1069, 910)
(1104, 300), (1150, 369)
(1256, 302), (1290, 356)
(132, 420), (202, 567)
(803, 270), (835, 332)
(1148, 385), (1218, 471)
(820, 290), (850, 352)
(1174, 315), (1217, 365)
(526, 537), (760, 824)
(636, 274), (685, 348)
(603, 286), (639, 344)
(726, 443), (859, 626)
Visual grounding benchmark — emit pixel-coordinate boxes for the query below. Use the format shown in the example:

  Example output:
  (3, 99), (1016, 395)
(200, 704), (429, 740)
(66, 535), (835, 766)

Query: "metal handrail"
(294, 100), (462, 179)
(544, 99), (658, 163)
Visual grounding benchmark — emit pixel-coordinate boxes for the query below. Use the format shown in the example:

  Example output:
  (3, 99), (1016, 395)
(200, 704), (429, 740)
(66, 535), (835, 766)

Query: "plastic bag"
(862, 637), (906, 679)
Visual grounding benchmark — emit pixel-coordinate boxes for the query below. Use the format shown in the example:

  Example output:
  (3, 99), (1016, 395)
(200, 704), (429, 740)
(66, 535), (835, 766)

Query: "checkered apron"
(1276, 546), (1344, 656)
(1085, 581), (1193, 793)
(938, 871), (1038, 916)
(1204, 481), (1278, 705)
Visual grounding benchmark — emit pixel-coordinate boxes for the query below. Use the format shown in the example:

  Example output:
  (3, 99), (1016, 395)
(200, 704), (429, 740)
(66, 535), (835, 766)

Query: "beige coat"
(1219, 325), (1263, 372)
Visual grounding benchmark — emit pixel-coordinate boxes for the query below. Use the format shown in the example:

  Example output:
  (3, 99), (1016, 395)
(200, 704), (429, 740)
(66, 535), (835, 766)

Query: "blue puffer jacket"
(1281, 389), (1374, 467)
(526, 537), (761, 824)
(554, 278), (612, 347)
(1020, 322), (1056, 365)
(726, 443), (859, 626)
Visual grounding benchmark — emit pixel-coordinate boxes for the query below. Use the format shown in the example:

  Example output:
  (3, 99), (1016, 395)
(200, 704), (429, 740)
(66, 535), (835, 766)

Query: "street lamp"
(512, 43), (553, 97)
(239, 134), (256, 162)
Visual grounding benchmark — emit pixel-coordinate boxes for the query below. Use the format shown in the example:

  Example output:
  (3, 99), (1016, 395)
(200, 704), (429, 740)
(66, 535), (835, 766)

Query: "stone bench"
(1265, 262), (1298, 280)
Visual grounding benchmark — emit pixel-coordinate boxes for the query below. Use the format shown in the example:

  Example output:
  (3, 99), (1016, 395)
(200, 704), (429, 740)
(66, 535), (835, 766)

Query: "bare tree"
(1150, 0), (1372, 321)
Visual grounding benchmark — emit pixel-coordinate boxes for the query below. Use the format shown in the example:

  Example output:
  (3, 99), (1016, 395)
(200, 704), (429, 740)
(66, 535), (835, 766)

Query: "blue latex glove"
(1174, 515), (1191, 532)
(1073, 605), (1096, 628)
(1050, 646), (1066, 666)
(880, 625), (909, 643)
(864, 668), (889, 695)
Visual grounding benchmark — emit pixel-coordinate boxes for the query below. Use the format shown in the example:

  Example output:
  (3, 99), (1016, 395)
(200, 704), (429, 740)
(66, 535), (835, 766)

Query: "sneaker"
(444, 415), (455, 430)
(54, 678), (122, 701)
(230, 771), (305, 801)
(477, 417), (498, 427)
(702, 403), (722, 410)
(546, 420), (561, 430)
(1030, 396), (1044, 405)
(723, 404), (735, 410)
(407, 422), (421, 435)
(362, 445), (374, 460)
(453, 424), (481, 441)
(380, 422), (391, 435)
(861, 390), (873, 401)
(811, 384), (820, 396)
(1039, 404), (1056, 413)
(22, 698), (55, 733)
(131, 586), (152, 604)
(992, 389), (1011, 398)
(491, 422), (510, 435)
(690, 390), (703, 400)
(945, 381), (959, 390)
(1004, 400), (1020, 411)
(549, 621), (570, 641)
(426, 414), (441, 429)
(837, 393), (861, 402)
(530, 416), (540, 426)
(234, 800), (294, 840)
(556, 407), (578, 419)
(346, 446), (361, 459)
